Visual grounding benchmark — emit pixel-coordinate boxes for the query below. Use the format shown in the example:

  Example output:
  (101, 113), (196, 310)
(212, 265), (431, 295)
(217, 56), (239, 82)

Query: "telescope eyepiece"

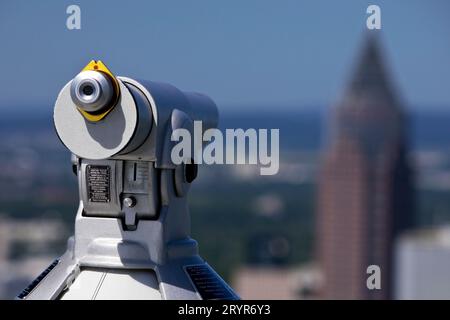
(70, 70), (114, 113)
(77, 78), (100, 103)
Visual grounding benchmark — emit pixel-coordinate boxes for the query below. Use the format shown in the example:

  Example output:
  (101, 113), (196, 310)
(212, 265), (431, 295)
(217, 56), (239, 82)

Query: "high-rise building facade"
(317, 36), (414, 299)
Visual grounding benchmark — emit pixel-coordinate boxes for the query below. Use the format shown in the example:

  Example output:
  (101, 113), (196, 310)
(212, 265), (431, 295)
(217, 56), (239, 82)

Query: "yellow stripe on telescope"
(77, 60), (120, 122)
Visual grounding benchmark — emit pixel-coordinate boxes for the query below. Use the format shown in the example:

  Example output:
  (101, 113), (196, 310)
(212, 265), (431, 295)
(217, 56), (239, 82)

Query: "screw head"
(124, 197), (136, 208)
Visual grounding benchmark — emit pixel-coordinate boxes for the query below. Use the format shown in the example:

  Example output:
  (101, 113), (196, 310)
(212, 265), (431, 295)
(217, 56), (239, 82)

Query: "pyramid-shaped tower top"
(341, 33), (400, 109)
(334, 34), (406, 155)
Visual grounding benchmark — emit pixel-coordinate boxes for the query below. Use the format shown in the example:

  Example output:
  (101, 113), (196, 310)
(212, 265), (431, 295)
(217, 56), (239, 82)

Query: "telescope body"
(18, 62), (238, 300)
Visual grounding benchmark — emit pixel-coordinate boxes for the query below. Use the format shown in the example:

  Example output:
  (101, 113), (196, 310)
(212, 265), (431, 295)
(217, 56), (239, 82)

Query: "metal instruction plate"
(86, 165), (111, 203)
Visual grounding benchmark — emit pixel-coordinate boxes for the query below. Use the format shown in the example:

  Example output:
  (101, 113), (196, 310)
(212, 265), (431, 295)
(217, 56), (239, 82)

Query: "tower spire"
(345, 33), (397, 106)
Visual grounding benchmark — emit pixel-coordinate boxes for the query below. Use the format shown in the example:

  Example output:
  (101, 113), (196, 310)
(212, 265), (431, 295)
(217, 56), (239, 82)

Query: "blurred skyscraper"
(316, 35), (414, 299)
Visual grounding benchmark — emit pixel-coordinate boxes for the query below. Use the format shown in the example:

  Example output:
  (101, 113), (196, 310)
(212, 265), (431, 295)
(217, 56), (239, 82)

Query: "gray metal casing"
(19, 76), (238, 300)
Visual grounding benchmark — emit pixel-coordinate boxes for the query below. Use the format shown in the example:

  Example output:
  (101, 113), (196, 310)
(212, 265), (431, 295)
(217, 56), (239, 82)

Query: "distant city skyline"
(1, 1), (450, 112)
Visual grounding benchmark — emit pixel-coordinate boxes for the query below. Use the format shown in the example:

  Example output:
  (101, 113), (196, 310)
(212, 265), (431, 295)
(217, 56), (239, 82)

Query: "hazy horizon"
(1, 103), (450, 116)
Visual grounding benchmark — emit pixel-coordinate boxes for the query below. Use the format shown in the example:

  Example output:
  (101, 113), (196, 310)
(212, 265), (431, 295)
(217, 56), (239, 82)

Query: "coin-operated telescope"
(18, 61), (238, 300)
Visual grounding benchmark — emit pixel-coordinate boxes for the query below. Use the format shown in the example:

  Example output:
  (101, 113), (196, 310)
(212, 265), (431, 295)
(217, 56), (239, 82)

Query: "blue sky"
(0, 0), (449, 113)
